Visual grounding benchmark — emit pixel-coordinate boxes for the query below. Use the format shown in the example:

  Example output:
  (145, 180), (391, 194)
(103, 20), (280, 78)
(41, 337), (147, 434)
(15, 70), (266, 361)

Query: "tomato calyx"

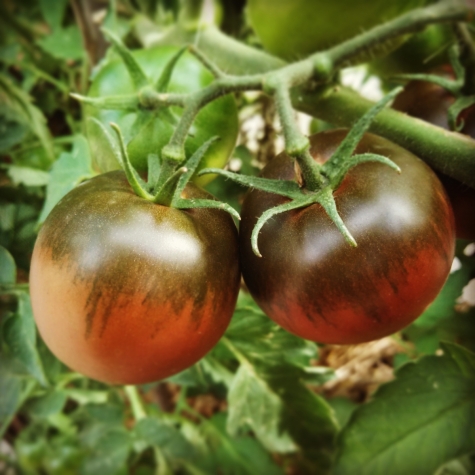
(89, 118), (239, 219)
(200, 89), (402, 257)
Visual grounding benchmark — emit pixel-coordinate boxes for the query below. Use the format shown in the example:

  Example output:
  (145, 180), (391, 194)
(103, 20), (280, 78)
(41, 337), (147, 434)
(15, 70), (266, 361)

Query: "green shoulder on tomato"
(86, 46), (239, 187)
(247, 0), (428, 61)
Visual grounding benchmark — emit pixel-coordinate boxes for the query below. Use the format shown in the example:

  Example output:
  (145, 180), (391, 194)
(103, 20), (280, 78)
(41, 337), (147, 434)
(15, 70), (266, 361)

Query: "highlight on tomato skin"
(29, 171), (241, 385)
(239, 129), (456, 345)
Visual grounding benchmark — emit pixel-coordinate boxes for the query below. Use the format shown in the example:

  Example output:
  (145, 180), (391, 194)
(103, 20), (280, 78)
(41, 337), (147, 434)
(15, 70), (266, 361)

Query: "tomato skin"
(247, 0), (426, 61)
(392, 76), (475, 240)
(30, 171), (240, 384)
(86, 46), (239, 187)
(240, 130), (455, 345)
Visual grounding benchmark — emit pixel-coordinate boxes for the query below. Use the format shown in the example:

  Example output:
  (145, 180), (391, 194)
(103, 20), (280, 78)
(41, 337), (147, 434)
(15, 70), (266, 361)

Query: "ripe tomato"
(392, 75), (475, 240)
(30, 171), (240, 384)
(247, 0), (426, 61)
(239, 130), (455, 345)
(86, 46), (239, 186)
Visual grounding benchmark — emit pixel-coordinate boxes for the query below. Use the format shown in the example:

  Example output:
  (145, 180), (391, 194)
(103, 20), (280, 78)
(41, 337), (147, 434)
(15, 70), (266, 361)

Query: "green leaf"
(334, 343), (475, 475)
(80, 427), (132, 475)
(197, 413), (284, 475)
(134, 417), (196, 461)
(414, 263), (472, 329)
(0, 106), (29, 152)
(37, 25), (84, 61)
(25, 390), (68, 418)
(227, 364), (296, 453)
(0, 245), (16, 284)
(39, 0), (68, 30)
(448, 95), (475, 132)
(7, 165), (50, 187)
(0, 370), (28, 431)
(0, 74), (54, 161)
(38, 135), (94, 224)
(2, 293), (48, 386)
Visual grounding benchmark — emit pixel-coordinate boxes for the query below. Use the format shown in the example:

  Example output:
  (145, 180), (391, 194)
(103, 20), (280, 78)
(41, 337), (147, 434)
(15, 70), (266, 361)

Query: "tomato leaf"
(80, 427), (132, 475)
(0, 245), (16, 285)
(2, 293), (48, 386)
(448, 95), (475, 132)
(38, 135), (94, 224)
(0, 73), (54, 161)
(196, 413), (285, 475)
(227, 363), (296, 453)
(134, 417), (197, 462)
(334, 343), (475, 475)
(0, 372), (36, 437)
(7, 165), (50, 187)
(37, 25), (84, 61)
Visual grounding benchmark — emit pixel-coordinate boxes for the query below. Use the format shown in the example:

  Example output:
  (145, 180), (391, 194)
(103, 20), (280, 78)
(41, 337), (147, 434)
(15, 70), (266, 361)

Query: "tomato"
(392, 74), (475, 240)
(239, 130), (455, 344)
(30, 171), (240, 384)
(86, 46), (239, 187)
(247, 0), (426, 62)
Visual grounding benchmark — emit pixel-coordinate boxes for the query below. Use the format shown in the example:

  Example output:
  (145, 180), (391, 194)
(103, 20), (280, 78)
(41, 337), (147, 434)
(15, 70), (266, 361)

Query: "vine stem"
(221, 337), (253, 369)
(124, 385), (147, 421)
(154, 0), (474, 184)
(295, 85), (475, 188)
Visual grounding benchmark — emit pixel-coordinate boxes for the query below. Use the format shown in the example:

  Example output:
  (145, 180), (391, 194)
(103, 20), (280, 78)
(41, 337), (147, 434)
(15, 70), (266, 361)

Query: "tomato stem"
(295, 85), (475, 188)
(124, 385), (147, 421)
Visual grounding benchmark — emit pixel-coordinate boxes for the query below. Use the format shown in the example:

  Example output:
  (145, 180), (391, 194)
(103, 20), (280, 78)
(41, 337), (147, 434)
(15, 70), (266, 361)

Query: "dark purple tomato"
(30, 171), (240, 384)
(240, 130), (455, 345)
(393, 74), (475, 240)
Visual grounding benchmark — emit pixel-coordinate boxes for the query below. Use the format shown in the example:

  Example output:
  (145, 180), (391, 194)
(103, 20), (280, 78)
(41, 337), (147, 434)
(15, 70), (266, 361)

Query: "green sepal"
(69, 93), (139, 111)
(155, 46), (188, 92)
(331, 152), (401, 189)
(101, 28), (149, 90)
(153, 167), (188, 205)
(323, 87), (402, 180)
(147, 154), (161, 190)
(198, 168), (301, 198)
(250, 195), (315, 257)
(158, 108), (181, 129)
(127, 110), (155, 144)
(392, 73), (461, 95)
(154, 137), (240, 220)
(448, 95), (475, 131)
(250, 186), (356, 257)
(188, 45), (226, 78)
(172, 137), (221, 199)
(317, 186), (356, 248)
(109, 122), (153, 200)
(173, 198), (241, 221)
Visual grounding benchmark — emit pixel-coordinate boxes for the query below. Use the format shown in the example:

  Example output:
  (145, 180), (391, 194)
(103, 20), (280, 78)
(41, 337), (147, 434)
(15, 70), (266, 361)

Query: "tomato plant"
(393, 74), (475, 239)
(29, 171), (240, 385)
(86, 46), (239, 186)
(247, 0), (426, 61)
(3, 1), (475, 474)
(240, 130), (455, 344)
